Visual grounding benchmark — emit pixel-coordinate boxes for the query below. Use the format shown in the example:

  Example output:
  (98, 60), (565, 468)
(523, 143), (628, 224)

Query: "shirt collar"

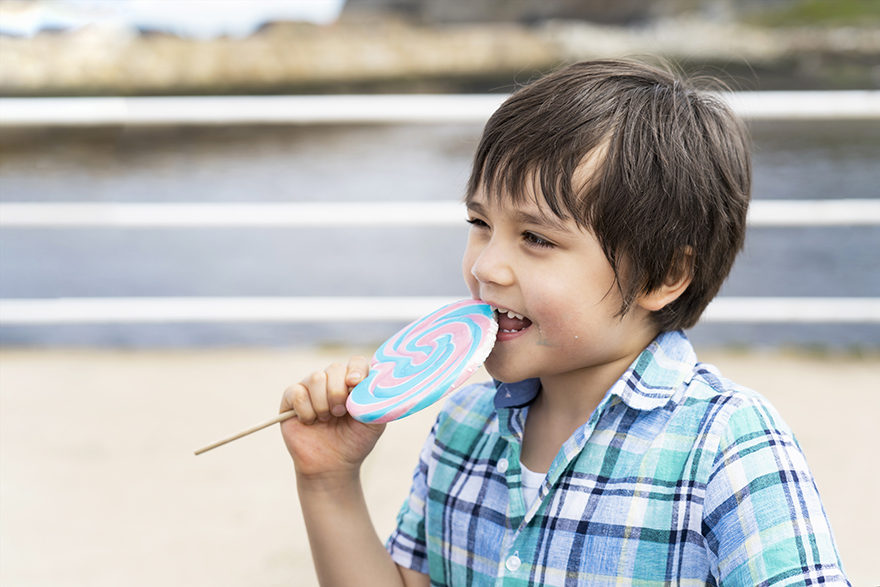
(494, 378), (541, 409)
(610, 330), (697, 411)
(492, 330), (697, 413)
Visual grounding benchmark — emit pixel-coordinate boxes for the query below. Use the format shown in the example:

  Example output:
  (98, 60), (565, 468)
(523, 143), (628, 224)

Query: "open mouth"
(490, 305), (533, 334)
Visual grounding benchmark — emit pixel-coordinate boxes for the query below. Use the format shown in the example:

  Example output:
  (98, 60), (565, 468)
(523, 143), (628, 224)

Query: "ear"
(637, 247), (694, 312)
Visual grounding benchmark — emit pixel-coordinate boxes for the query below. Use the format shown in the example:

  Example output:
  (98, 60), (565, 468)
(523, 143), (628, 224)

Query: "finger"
(283, 379), (317, 425)
(280, 386), (295, 413)
(333, 355), (369, 417)
(345, 355), (370, 388)
(324, 362), (348, 418)
(304, 370), (332, 421)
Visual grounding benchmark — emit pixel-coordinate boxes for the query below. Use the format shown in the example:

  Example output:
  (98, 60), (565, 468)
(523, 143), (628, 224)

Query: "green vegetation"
(748, 0), (880, 27)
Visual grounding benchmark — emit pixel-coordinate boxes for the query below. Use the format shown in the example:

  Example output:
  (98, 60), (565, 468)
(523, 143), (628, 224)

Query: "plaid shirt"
(387, 330), (848, 585)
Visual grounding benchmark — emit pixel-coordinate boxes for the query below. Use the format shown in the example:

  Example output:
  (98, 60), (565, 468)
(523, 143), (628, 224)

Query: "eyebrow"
(465, 200), (488, 216)
(466, 200), (570, 233)
(514, 209), (570, 232)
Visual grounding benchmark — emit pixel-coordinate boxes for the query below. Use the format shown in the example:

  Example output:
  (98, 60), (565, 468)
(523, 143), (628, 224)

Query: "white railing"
(1, 296), (878, 325)
(1, 91), (879, 127)
(2, 199), (879, 227)
(0, 201), (464, 227)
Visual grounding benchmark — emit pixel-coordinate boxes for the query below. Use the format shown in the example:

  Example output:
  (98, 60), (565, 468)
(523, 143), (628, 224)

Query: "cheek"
(538, 309), (583, 341)
(526, 287), (572, 337)
(535, 309), (600, 356)
(528, 282), (601, 342)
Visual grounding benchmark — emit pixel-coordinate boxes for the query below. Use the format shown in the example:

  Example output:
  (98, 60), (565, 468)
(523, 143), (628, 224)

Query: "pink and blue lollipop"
(346, 299), (498, 423)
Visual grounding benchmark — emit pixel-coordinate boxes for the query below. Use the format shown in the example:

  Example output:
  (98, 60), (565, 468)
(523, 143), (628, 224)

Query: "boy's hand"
(279, 356), (385, 480)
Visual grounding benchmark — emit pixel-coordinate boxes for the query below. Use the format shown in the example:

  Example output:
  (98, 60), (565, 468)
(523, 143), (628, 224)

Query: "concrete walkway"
(1, 347), (876, 585)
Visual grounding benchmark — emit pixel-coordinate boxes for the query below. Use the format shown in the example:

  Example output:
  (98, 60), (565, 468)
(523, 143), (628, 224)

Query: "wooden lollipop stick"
(194, 409), (297, 455)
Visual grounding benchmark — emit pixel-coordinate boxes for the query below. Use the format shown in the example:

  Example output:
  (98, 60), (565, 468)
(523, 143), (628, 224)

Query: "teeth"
(488, 305), (526, 321)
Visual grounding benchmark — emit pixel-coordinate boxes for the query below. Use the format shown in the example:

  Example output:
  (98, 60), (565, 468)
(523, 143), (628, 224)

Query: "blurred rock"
(0, 18), (561, 95)
(0, 14), (877, 95)
(343, 0), (664, 25)
(340, 0), (830, 26)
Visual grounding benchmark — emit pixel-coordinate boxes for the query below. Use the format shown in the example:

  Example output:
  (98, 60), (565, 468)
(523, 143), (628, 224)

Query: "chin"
(483, 359), (530, 384)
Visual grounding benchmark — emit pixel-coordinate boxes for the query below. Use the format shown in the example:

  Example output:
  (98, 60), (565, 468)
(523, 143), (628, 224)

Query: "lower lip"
(495, 325), (531, 342)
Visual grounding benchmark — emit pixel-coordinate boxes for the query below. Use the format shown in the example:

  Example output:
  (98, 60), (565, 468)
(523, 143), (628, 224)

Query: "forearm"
(297, 471), (406, 587)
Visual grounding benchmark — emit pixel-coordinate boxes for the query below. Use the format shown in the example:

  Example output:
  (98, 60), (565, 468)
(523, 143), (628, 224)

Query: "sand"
(1, 346), (877, 585)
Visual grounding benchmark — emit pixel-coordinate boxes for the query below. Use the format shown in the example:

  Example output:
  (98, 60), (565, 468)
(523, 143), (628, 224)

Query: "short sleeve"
(385, 420), (437, 575)
(702, 397), (849, 585)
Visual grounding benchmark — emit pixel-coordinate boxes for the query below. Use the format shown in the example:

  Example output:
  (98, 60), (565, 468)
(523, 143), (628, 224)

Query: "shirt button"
(496, 458), (509, 473)
(505, 554), (522, 572)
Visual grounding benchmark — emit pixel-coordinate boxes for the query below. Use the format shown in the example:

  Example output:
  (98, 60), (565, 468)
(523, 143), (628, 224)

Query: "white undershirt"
(519, 461), (545, 507)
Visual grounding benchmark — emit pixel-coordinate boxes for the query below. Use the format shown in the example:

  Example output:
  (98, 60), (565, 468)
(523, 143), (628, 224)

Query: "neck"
(539, 324), (657, 415)
(537, 353), (632, 421)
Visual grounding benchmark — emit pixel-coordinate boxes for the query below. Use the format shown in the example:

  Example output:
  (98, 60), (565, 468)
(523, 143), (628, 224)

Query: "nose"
(468, 237), (515, 287)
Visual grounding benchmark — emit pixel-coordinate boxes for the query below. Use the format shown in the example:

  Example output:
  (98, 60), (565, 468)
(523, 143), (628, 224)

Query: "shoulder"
(685, 361), (793, 450)
(638, 357), (798, 482)
(684, 361), (817, 504)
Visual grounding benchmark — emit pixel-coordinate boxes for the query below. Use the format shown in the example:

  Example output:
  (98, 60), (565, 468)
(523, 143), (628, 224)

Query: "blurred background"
(1, 1), (878, 586)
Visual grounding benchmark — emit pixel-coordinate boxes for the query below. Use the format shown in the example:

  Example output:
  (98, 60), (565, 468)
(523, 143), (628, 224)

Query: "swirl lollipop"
(194, 299), (497, 455)
(346, 299), (498, 423)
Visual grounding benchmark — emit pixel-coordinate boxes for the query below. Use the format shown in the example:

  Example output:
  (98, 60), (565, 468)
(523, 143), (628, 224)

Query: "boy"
(280, 59), (848, 585)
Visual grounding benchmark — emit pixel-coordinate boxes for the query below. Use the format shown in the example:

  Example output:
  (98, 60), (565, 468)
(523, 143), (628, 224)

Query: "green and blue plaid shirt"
(387, 331), (848, 585)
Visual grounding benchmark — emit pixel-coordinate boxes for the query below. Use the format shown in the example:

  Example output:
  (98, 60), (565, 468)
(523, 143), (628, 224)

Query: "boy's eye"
(466, 217), (489, 228)
(523, 231), (554, 248)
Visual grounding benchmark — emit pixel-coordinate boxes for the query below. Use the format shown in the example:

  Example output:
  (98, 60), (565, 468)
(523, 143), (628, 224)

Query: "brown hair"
(467, 59), (751, 331)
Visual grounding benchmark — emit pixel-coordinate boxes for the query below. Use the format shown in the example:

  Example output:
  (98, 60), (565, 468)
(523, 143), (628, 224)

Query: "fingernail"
(348, 372), (362, 383)
(331, 405), (347, 417)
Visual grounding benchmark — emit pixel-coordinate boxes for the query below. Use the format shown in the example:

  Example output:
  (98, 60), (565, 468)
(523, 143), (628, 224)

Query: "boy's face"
(461, 185), (658, 386)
